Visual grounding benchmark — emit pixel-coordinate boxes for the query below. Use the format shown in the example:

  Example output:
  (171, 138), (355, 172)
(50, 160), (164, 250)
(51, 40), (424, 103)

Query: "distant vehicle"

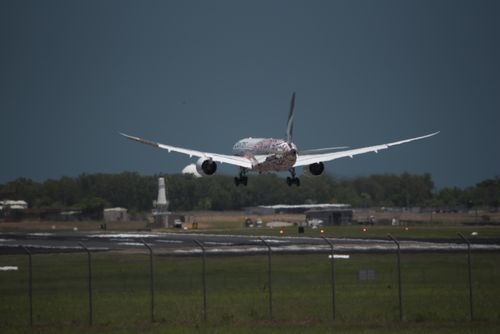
(121, 93), (438, 186)
(307, 219), (324, 227)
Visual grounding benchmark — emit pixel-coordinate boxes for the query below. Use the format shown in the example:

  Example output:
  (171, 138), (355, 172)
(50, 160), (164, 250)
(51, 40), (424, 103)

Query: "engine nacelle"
(304, 162), (324, 176)
(196, 157), (217, 176)
(182, 163), (202, 177)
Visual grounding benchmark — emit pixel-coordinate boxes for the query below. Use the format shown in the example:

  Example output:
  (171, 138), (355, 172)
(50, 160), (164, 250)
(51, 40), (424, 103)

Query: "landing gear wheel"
(235, 169), (248, 186)
(286, 176), (300, 186)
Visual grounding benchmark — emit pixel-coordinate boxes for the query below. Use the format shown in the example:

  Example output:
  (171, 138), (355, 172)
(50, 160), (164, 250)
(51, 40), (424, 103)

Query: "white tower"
(152, 177), (170, 227)
(156, 177), (169, 209)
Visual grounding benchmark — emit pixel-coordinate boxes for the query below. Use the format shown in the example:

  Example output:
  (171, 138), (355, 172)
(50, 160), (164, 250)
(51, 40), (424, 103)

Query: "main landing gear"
(235, 168), (300, 186)
(286, 168), (300, 186)
(234, 168), (248, 186)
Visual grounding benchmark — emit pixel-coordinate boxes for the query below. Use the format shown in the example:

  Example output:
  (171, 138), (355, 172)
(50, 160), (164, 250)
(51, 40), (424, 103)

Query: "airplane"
(121, 93), (439, 186)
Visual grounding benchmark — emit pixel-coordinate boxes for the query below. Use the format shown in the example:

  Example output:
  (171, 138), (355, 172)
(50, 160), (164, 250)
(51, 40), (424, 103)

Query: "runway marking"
(118, 242), (144, 247)
(249, 239), (288, 244)
(0, 244), (109, 251)
(80, 231), (394, 245)
(89, 233), (160, 238)
(170, 242), (500, 255)
(3, 232), (500, 254)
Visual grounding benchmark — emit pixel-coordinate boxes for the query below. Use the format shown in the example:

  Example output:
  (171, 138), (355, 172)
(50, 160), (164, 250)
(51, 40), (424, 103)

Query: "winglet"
(286, 92), (296, 144)
(120, 132), (160, 148)
(386, 131), (440, 147)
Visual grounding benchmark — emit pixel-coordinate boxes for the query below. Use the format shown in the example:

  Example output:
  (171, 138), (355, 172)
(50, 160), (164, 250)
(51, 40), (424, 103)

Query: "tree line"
(0, 172), (499, 212)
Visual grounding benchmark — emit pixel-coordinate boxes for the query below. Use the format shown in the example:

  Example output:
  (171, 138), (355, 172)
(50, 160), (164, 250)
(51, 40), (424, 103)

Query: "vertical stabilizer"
(286, 92), (296, 144)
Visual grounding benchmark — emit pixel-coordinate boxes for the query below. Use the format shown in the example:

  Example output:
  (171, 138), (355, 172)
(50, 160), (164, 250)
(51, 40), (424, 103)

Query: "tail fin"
(286, 92), (296, 144)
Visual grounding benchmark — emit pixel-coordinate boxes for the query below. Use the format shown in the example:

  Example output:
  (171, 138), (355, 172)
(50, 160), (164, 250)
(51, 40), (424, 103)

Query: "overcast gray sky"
(1, 0), (499, 188)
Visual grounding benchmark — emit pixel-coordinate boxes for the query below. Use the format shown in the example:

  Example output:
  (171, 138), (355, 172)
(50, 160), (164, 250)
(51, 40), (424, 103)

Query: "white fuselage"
(232, 137), (298, 172)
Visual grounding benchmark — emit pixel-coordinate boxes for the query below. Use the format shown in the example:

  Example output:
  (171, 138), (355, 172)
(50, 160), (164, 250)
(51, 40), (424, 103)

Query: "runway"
(1, 231), (500, 255)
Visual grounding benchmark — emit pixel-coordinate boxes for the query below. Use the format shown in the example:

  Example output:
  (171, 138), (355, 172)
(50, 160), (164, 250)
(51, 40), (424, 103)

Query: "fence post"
(458, 233), (474, 321)
(388, 234), (404, 321)
(141, 239), (155, 322)
(322, 237), (336, 320)
(259, 237), (273, 320)
(79, 242), (93, 326)
(193, 240), (207, 322)
(21, 246), (33, 327)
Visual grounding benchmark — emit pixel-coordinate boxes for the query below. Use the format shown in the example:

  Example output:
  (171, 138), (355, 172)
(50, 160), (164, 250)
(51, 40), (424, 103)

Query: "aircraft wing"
(293, 132), (439, 167)
(120, 133), (253, 169)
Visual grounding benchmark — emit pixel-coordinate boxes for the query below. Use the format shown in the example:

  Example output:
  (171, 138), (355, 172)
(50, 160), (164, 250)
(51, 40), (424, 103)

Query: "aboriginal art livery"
(121, 93), (438, 186)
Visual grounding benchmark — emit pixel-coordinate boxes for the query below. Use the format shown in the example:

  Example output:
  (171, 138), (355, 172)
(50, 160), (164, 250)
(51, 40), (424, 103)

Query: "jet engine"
(196, 157), (217, 176)
(304, 162), (324, 176)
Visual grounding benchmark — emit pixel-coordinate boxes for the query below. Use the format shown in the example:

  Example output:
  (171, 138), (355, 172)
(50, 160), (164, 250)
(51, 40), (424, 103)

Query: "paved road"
(1, 231), (500, 255)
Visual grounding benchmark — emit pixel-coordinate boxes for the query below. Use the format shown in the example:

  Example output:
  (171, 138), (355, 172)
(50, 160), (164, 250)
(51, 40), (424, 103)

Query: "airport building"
(103, 207), (129, 222)
(245, 203), (350, 215)
(0, 200), (28, 210)
(305, 208), (353, 225)
(0, 200), (28, 222)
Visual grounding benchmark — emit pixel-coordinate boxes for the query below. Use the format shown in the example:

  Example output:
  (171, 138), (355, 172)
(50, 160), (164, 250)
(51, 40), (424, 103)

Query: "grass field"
(1, 212), (500, 333)
(1, 219), (500, 240)
(1, 250), (500, 333)
(192, 224), (500, 240)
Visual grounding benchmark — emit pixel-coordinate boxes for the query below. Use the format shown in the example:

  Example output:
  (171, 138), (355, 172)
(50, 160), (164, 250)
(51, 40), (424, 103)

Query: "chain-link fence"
(1, 236), (499, 328)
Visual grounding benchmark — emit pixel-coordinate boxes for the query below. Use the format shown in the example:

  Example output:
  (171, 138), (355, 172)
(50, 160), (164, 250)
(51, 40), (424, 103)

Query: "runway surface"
(1, 231), (500, 255)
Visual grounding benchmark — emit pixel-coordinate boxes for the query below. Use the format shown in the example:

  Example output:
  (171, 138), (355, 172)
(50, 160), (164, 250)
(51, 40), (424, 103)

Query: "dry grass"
(1, 209), (498, 233)
(353, 209), (500, 224)
(0, 220), (148, 232)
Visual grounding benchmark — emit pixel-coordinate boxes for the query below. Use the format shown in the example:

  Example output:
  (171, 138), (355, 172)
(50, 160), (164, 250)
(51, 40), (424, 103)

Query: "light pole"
(141, 239), (155, 322)
(458, 233), (474, 321)
(322, 237), (336, 320)
(388, 234), (404, 321)
(79, 242), (93, 326)
(193, 240), (207, 321)
(260, 237), (273, 320)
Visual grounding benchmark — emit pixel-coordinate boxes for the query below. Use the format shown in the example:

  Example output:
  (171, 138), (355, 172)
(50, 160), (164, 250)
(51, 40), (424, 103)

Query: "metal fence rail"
(1, 237), (493, 327)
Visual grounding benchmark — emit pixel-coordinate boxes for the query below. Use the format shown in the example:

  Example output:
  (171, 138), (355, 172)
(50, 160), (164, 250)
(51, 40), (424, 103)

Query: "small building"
(0, 200), (28, 210)
(305, 208), (353, 225)
(103, 207), (129, 222)
(0, 200), (29, 222)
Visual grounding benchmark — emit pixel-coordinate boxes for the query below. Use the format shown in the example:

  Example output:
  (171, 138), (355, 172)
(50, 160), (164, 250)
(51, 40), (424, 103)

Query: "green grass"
(1, 251), (500, 333)
(192, 223), (500, 240)
(2, 218), (499, 240)
(0, 220), (148, 233)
